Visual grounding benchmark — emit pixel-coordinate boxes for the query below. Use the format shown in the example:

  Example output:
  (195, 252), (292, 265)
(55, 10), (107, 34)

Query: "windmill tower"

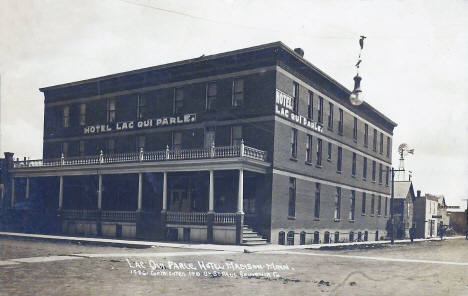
(397, 143), (414, 181)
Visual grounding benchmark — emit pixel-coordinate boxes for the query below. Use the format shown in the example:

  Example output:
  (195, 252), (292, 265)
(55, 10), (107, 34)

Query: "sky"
(0, 0), (467, 208)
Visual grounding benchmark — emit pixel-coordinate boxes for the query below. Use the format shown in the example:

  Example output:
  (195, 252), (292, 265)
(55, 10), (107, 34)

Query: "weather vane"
(349, 35), (366, 106)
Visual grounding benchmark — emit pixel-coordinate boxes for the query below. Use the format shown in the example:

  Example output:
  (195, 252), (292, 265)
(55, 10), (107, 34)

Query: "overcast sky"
(1, 0), (467, 208)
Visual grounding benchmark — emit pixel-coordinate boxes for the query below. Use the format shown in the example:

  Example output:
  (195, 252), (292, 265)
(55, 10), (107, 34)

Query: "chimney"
(294, 48), (304, 57)
(417, 190), (421, 198)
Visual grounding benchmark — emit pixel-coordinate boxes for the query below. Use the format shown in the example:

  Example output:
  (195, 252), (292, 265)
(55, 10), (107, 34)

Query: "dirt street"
(1, 238), (467, 296)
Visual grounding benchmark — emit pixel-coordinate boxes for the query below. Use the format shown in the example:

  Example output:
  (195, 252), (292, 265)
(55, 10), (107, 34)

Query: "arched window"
(349, 231), (354, 242)
(375, 230), (379, 241)
(324, 231), (330, 244)
(300, 231), (306, 245)
(278, 231), (285, 245)
(313, 231), (320, 244)
(334, 231), (340, 243)
(287, 231), (295, 246)
(364, 231), (369, 241)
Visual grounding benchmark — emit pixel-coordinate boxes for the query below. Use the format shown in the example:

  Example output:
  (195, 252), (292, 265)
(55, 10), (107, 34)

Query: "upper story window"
(138, 94), (147, 119)
(106, 138), (115, 155)
(62, 106), (69, 127)
(137, 135), (145, 152)
(364, 123), (368, 147)
(173, 88), (183, 115)
(108, 98), (116, 123)
(380, 132), (384, 154)
(379, 163), (383, 184)
(206, 82), (217, 111)
(314, 183), (321, 219)
(231, 125), (242, 146)
(371, 194), (375, 216)
(79, 104), (86, 126)
(349, 190), (356, 220)
(385, 197), (388, 216)
(386, 136), (391, 157)
(352, 153), (357, 176)
(327, 142), (332, 161)
(335, 187), (341, 220)
(372, 160), (376, 182)
(291, 129), (298, 159)
(328, 103), (334, 130)
(308, 91), (313, 120)
(292, 82), (299, 113)
(306, 135), (312, 163)
(172, 131), (182, 150)
(78, 141), (85, 157)
(353, 117), (358, 142)
(288, 177), (296, 218)
(385, 166), (389, 186)
(232, 78), (244, 107)
(338, 108), (343, 135)
(337, 147), (342, 172)
(378, 195), (382, 216)
(317, 97), (324, 124)
(316, 138), (322, 167)
(363, 157), (367, 180)
(373, 129), (377, 151)
(62, 142), (69, 157)
(362, 192), (366, 215)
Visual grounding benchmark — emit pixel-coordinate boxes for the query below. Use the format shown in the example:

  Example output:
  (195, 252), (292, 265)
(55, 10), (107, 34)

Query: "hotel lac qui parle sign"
(83, 114), (196, 134)
(275, 89), (323, 133)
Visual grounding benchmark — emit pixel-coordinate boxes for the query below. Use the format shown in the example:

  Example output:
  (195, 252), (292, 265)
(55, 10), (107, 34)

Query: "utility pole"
(385, 167), (405, 245)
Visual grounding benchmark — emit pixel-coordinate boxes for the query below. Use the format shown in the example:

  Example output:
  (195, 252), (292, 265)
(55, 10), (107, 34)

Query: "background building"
(413, 191), (440, 238)
(1, 42), (397, 245)
(393, 181), (415, 238)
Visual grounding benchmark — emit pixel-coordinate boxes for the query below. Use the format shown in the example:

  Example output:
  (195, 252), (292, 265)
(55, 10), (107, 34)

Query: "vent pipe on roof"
(294, 48), (304, 57)
(417, 190), (421, 198)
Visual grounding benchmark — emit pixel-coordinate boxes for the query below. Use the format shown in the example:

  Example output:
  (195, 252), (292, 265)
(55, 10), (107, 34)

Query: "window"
(353, 117), (358, 141)
(137, 135), (145, 152)
(335, 187), (341, 220)
(206, 82), (217, 110)
(293, 82), (299, 113)
(61, 142), (68, 157)
(79, 104), (86, 126)
(306, 135), (312, 163)
(327, 142), (332, 161)
(106, 138), (115, 155)
(372, 160), (376, 182)
(231, 78), (244, 107)
(313, 231), (319, 244)
(334, 232), (340, 243)
(337, 147), (342, 172)
(138, 94), (147, 118)
(371, 194), (375, 216)
(317, 96), (324, 124)
(338, 108), (343, 134)
(363, 157), (367, 180)
(386, 136), (391, 157)
(278, 232), (285, 245)
(362, 192), (366, 215)
(291, 129), (298, 159)
(78, 141), (85, 157)
(287, 231), (295, 246)
(328, 103), (334, 129)
(385, 197), (388, 216)
(314, 183), (321, 219)
(349, 232), (354, 242)
(172, 131), (182, 150)
(324, 232), (330, 244)
(349, 190), (355, 220)
(173, 88), (183, 114)
(308, 91), (313, 120)
(231, 126), (242, 146)
(352, 153), (357, 176)
(316, 138), (322, 166)
(108, 98), (116, 122)
(385, 166), (389, 186)
(378, 195), (382, 216)
(373, 129), (377, 151)
(364, 123), (368, 147)
(300, 232), (306, 245)
(62, 106), (69, 127)
(380, 133), (384, 154)
(288, 178), (296, 217)
(379, 163), (383, 184)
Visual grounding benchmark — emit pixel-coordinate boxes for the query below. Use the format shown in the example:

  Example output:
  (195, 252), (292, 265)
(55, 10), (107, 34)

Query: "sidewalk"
(0, 232), (464, 253)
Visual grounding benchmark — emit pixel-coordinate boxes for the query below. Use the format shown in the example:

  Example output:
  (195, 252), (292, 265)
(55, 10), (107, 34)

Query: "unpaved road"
(1, 238), (467, 296)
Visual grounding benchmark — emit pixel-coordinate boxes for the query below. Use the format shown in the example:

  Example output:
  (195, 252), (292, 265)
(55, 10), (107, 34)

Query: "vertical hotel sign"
(275, 89), (323, 133)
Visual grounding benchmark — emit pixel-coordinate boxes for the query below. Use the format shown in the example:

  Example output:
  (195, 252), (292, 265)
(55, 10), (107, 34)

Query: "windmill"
(397, 143), (414, 181)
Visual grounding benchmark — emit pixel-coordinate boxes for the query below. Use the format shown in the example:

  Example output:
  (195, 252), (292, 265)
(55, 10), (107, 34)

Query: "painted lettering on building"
(84, 114), (196, 134)
(275, 89), (323, 133)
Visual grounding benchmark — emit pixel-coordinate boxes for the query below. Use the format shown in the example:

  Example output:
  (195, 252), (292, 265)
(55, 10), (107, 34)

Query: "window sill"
(338, 132), (343, 136)
(305, 161), (312, 166)
(336, 170), (342, 174)
(372, 180), (376, 183)
(290, 157), (298, 162)
(353, 139), (357, 143)
(334, 218), (341, 222)
(363, 178), (367, 181)
(371, 214), (375, 217)
(364, 144), (368, 148)
(315, 164), (322, 169)
(327, 127), (333, 132)
(385, 184), (389, 187)
(380, 152), (384, 155)
(379, 182), (382, 185)
(361, 213), (366, 216)
(327, 158), (332, 162)
(378, 215), (381, 217)
(313, 217), (320, 221)
(349, 220), (355, 223)
(287, 216), (296, 220)
(373, 149), (377, 152)
(351, 175), (356, 178)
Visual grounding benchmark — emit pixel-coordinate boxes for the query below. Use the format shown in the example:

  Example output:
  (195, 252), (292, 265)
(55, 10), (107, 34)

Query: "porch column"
(162, 172), (167, 211)
(58, 176), (63, 209)
(207, 170), (215, 243)
(10, 178), (15, 207)
(25, 178), (29, 199)
(209, 170), (214, 213)
(97, 174), (102, 236)
(236, 169), (245, 245)
(137, 173), (143, 211)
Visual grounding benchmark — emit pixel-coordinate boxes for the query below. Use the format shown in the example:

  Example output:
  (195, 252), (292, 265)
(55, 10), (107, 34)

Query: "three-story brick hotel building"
(1, 42), (397, 245)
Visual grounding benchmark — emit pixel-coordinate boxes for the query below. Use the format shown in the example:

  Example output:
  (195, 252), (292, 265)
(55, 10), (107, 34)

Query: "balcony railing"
(61, 210), (98, 220)
(13, 141), (267, 169)
(101, 211), (137, 221)
(214, 213), (237, 224)
(166, 212), (207, 223)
